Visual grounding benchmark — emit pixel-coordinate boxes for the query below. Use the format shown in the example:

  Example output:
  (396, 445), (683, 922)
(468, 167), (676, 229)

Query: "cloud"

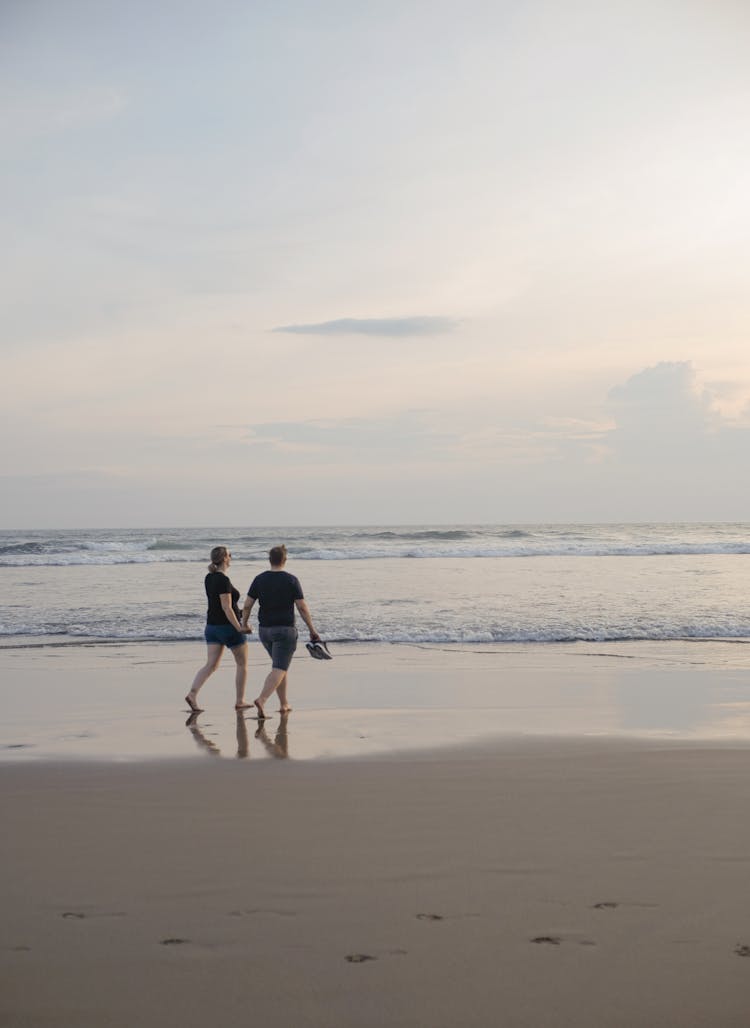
(241, 412), (457, 463)
(272, 316), (458, 337)
(605, 361), (717, 459)
(609, 362), (710, 422)
(579, 359), (750, 519)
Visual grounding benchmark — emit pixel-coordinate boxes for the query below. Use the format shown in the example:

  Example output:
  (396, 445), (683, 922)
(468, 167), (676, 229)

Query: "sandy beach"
(3, 643), (750, 1026)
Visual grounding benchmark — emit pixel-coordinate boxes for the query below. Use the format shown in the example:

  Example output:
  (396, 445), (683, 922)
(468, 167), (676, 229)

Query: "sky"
(1, 0), (749, 527)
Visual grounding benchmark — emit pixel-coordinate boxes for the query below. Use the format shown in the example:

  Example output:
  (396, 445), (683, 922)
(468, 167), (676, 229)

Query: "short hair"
(269, 544), (287, 567)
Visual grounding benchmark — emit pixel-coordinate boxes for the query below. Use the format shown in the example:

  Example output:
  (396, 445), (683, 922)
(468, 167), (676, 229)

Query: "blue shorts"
(259, 626), (298, 670)
(205, 623), (246, 649)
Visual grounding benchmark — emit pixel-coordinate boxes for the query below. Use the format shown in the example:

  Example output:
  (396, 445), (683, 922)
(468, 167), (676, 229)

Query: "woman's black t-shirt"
(205, 571), (241, 625)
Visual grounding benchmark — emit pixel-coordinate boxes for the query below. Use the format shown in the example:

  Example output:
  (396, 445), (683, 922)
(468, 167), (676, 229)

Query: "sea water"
(1, 523), (750, 646)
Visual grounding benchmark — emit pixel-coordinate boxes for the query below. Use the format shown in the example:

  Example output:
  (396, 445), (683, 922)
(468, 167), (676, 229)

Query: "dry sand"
(4, 735), (750, 1027)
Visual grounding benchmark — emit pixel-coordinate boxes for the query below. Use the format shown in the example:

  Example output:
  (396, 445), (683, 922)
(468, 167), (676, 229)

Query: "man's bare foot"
(254, 699), (267, 720)
(279, 706), (293, 713)
(234, 702), (252, 710)
(185, 693), (203, 713)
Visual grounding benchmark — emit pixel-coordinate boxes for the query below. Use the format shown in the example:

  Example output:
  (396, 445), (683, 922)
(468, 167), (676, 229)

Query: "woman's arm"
(295, 598), (320, 640)
(220, 593), (246, 633)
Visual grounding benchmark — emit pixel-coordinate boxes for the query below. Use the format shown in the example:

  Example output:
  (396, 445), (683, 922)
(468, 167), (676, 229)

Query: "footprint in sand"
(61, 910), (126, 920)
(227, 908), (296, 919)
(416, 913), (444, 921)
(161, 938), (190, 946)
(592, 900), (659, 911)
(345, 953), (377, 963)
(531, 935), (597, 947)
(734, 944), (750, 957)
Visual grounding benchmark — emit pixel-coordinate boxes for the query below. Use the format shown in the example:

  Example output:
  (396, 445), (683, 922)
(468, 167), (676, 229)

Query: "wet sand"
(2, 638), (750, 761)
(2, 643), (750, 1025)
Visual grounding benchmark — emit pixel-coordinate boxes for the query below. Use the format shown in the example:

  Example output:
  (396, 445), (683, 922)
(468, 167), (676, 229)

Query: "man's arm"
(241, 595), (256, 630)
(295, 598), (320, 640)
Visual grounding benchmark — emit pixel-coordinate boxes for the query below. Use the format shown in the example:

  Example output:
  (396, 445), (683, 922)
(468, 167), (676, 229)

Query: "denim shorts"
(259, 626), (298, 670)
(205, 623), (247, 649)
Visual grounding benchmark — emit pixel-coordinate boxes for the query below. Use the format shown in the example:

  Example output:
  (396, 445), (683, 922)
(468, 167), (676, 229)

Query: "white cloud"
(606, 362), (721, 459)
(242, 412), (454, 463)
(273, 317), (458, 337)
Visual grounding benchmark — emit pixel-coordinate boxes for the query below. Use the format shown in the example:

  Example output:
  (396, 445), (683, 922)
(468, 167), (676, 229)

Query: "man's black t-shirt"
(205, 571), (241, 625)
(248, 570), (303, 627)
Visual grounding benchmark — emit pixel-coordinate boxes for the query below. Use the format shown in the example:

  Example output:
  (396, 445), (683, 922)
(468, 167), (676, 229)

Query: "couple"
(185, 544), (322, 719)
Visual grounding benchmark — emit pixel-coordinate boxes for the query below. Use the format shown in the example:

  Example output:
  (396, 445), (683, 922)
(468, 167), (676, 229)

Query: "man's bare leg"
(254, 667), (286, 718)
(277, 673), (292, 713)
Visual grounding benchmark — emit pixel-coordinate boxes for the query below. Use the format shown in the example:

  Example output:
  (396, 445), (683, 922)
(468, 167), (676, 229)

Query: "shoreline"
(3, 634), (750, 649)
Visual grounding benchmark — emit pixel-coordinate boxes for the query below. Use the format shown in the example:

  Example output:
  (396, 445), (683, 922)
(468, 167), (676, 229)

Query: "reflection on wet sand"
(236, 711), (249, 758)
(254, 714), (289, 759)
(185, 712), (220, 756)
(185, 711), (290, 760)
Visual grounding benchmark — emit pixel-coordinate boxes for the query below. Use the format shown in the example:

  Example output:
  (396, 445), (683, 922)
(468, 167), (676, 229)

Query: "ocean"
(2, 523), (750, 648)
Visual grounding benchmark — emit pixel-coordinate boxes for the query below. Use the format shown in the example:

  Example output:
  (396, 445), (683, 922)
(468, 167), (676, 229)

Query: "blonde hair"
(208, 545), (229, 572)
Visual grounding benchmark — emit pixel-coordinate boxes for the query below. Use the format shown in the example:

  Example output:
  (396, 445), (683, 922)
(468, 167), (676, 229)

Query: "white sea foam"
(3, 619), (750, 645)
(3, 538), (750, 566)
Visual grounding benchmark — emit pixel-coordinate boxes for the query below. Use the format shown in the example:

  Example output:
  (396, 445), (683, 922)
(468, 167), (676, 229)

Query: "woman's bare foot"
(254, 699), (267, 720)
(279, 705), (293, 713)
(234, 702), (252, 710)
(185, 693), (204, 713)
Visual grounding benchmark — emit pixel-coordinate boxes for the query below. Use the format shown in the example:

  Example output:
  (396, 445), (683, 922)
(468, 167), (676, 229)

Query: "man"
(242, 544), (321, 719)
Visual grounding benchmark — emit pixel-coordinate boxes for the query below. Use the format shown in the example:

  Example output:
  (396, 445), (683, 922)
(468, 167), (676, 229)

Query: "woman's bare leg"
(232, 643), (250, 709)
(186, 644), (224, 710)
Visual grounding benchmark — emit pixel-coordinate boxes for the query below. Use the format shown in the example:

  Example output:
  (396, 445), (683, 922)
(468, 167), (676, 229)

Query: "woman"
(241, 543), (321, 719)
(185, 545), (251, 712)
